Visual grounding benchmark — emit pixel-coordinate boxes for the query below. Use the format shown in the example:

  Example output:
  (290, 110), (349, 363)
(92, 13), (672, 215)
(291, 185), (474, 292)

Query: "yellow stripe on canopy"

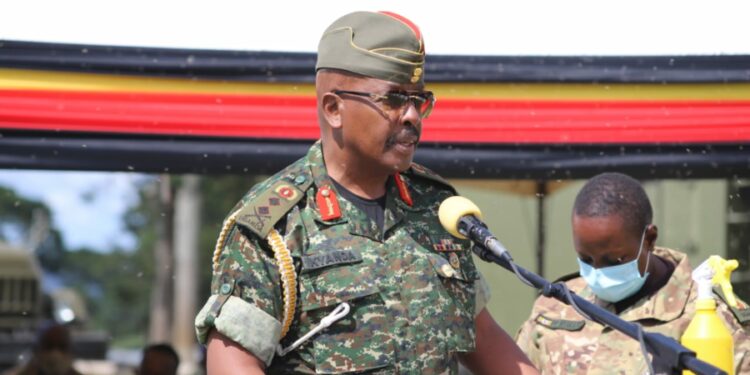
(0, 68), (315, 95)
(2, 67), (750, 100)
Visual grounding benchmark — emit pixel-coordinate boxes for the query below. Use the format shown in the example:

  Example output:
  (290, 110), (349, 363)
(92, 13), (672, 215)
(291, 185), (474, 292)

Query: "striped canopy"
(1, 41), (749, 178)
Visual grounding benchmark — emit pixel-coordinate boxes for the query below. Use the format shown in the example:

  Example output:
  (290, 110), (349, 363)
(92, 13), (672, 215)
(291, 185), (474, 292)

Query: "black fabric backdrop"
(2, 40), (749, 178)
(1, 131), (748, 179)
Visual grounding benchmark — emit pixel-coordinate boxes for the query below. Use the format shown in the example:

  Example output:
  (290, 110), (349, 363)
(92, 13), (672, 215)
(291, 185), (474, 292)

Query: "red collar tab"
(316, 184), (342, 221)
(394, 173), (413, 207)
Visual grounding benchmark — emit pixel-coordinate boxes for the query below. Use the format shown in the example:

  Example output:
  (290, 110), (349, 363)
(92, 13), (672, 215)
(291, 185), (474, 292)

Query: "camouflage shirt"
(195, 142), (489, 374)
(515, 247), (750, 375)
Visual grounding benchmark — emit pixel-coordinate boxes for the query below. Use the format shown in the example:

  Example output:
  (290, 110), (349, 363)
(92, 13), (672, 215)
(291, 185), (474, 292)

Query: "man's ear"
(321, 92), (343, 129)
(645, 224), (658, 250)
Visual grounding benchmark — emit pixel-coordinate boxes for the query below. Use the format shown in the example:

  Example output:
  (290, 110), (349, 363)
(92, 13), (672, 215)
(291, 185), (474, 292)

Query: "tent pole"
(536, 181), (547, 278)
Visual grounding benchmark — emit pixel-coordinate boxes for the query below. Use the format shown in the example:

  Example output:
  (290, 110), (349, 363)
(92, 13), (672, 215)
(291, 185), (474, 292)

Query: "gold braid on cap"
(212, 211), (297, 339)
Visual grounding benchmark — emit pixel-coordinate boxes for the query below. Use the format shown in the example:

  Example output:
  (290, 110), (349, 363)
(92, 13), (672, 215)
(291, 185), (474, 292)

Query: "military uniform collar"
(305, 141), (407, 240)
(306, 141), (347, 225)
(306, 141), (332, 193)
(606, 247), (692, 323)
(554, 248), (692, 328)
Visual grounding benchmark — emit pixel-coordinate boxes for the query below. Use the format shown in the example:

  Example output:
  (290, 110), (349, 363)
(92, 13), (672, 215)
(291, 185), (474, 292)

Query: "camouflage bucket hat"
(316, 11), (426, 85)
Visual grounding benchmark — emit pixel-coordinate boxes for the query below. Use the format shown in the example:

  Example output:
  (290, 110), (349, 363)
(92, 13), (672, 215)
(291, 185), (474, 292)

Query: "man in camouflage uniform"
(516, 173), (750, 374)
(195, 11), (538, 375)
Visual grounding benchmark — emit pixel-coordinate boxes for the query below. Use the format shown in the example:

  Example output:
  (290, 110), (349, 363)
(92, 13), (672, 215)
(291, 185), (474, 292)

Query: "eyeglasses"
(333, 90), (436, 119)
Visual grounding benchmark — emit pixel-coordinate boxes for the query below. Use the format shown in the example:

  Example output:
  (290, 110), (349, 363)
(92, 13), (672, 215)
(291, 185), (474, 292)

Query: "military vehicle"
(0, 242), (42, 367)
(0, 242), (108, 370)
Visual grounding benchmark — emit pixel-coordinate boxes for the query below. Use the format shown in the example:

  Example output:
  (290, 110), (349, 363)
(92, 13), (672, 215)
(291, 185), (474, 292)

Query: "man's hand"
(206, 329), (266, 375)
(458, 309), (539, 375)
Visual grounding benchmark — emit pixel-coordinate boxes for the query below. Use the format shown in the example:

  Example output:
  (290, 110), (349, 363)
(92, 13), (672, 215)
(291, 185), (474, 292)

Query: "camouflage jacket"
(195, 142), (489, 374)
(515, 247), (750, 375)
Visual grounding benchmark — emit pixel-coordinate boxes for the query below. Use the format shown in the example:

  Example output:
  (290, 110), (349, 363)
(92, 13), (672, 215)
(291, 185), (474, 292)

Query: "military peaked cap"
(316, 11), (426, 85)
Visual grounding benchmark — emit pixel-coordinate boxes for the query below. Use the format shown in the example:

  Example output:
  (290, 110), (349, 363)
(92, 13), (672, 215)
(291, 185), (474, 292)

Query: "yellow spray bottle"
(681, 256), (736, 375)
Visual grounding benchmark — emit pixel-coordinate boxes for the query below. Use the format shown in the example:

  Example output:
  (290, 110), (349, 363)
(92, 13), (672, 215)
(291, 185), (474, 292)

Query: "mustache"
(385, 127), (421, 149)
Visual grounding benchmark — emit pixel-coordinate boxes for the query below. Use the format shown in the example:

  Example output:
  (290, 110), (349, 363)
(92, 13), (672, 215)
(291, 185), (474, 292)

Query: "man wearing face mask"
(515, 172), (750, 374)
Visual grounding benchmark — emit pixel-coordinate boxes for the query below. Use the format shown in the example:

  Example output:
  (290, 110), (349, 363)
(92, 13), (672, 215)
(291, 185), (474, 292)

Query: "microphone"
(438, 196), (512, 261)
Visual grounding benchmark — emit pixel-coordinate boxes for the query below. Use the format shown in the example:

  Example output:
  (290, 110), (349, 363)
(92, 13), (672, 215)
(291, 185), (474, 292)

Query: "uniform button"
(220, 283), (232, 295)
(294, 175), (306, 185)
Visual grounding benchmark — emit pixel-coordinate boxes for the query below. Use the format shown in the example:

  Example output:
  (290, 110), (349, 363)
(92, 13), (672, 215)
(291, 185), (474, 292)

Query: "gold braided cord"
(267, 229), (297, 339)
(211, 211), (297, 338)
(212, 210), (241, 272)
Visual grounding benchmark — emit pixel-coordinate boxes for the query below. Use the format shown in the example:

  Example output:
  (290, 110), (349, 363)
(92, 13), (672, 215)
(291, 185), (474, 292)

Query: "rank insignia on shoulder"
(713, 286), (750, 324)
(535, 314), (585, 331)
(275, 184), (299, 201)
(234, 178), (311, 238)
(239, 207), (272, 232)
(735, 308), (750, 325)
(726, 302), (750, 325)
(433, 238), (464, 252)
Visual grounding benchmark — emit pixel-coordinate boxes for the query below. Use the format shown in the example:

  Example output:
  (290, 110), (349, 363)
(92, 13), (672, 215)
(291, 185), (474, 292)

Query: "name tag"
(301, 250), (363, 272)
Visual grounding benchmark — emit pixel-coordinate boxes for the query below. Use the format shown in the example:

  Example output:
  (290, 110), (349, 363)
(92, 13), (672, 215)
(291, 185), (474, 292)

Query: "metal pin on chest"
(276, 302), (350, 356)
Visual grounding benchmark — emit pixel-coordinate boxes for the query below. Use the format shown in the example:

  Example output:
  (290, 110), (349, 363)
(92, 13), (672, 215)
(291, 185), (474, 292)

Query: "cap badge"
(411, 67), (423, 83)
(275, 185), (298, 201)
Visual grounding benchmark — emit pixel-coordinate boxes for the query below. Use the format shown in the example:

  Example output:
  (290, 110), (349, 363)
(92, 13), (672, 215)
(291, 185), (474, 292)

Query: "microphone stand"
(470, 242), (726, 375)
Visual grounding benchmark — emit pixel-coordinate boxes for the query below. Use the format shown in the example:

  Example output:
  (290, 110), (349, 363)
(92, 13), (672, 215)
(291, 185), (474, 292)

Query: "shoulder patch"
(235, 178), (311, 238)
(406, 162), (456, 194)
(535, 313), (585, 331)
(714, 286), (750, 325)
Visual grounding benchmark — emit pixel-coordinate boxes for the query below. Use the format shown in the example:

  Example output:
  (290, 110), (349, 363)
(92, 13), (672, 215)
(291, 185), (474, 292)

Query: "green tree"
(0, 186), (65, 270)
(55, 173), (263, 348)
(60, 247), (152, 346)
(0, 186), (49, 235)
(56, 175), (157, 347)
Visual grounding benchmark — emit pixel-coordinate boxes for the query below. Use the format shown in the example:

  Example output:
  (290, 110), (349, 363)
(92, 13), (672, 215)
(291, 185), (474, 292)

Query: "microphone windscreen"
(438, 196), (483, 239)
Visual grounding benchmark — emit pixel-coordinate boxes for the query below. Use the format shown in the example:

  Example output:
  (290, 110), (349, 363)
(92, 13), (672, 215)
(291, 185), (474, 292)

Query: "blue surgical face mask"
(577, 227), (651, 303)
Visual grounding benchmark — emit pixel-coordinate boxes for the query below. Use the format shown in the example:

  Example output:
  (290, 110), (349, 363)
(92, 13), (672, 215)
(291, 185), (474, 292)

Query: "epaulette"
(406, 162), (457, 194)
(713, 285), (750, 325)
(234, 176), (312, 238)
(211, 173), (312, 269)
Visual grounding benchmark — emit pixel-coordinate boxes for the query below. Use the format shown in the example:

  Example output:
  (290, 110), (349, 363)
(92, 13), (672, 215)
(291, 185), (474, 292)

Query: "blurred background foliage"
(1, 175), (263, 348)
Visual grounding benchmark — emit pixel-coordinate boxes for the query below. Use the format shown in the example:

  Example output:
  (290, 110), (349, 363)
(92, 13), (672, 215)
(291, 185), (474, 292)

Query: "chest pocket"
(298, 260), (393, 374)
(405, 205), (478, 354)
(421, 233), (478, 313)
(425, 251), (477, 353)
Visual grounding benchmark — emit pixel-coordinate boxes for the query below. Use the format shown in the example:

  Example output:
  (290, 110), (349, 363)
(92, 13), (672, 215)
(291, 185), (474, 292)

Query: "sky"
(2, 0), (750, 55)
(1, 0), (749, 252)
(0, 171), (148, 251)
